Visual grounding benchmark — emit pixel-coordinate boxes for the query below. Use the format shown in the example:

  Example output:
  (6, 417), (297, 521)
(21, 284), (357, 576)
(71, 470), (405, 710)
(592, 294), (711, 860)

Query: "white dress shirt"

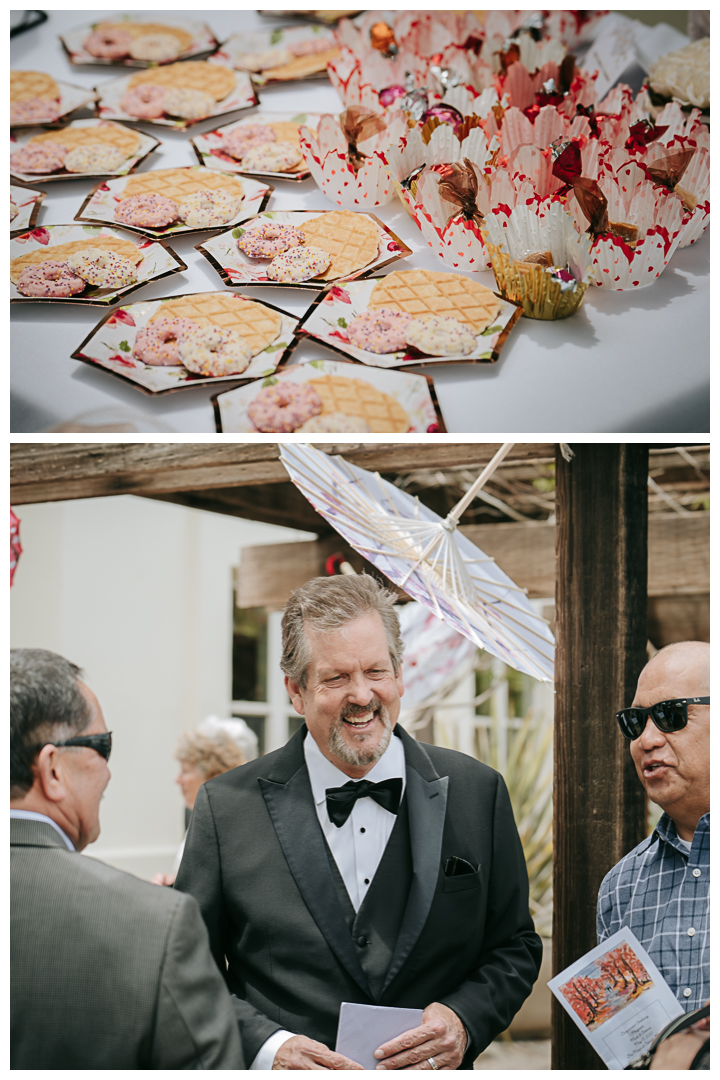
(10, 809), (75, 851)
(250, 731), (407, 1070)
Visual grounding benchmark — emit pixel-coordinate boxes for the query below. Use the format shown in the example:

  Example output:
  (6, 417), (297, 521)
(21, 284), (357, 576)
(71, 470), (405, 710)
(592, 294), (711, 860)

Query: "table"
(11, 9), (710, 434)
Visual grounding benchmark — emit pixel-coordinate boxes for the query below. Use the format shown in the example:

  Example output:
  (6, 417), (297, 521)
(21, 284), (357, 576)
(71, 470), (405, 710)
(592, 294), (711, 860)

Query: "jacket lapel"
(381, 728), (448, 994)
(259, 726), (373, 999)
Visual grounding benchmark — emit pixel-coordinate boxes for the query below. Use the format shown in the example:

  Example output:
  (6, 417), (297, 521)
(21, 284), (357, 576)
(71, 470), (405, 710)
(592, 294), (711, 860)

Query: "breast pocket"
(442, 865), (483, 893)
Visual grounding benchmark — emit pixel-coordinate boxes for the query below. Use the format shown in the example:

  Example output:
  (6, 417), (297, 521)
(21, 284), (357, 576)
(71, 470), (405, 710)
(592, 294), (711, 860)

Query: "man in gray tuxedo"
(10, 648), (244, 1070)
(176, 575), (542, 1070)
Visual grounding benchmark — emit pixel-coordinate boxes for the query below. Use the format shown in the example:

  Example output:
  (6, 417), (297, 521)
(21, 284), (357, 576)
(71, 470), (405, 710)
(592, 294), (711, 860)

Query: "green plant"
(475, 706), (553, 938)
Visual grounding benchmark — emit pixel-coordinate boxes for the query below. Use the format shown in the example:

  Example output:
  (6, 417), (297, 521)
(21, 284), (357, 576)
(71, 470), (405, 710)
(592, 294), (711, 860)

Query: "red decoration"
(11, 509), (22, 585)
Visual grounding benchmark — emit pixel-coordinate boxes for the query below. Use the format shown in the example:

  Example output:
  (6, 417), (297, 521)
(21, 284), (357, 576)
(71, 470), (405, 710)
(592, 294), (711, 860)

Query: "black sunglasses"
(616, 699), (709, 741)
(39, 731), (113, 761)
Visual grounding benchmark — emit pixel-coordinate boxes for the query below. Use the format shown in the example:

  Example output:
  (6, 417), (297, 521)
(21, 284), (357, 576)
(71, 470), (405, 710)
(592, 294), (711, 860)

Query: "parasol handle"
(445, 443), (515, 526)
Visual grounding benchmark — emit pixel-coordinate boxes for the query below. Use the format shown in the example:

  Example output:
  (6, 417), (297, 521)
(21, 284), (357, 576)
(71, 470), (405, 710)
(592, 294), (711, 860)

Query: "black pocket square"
(444, 856), (478, 877)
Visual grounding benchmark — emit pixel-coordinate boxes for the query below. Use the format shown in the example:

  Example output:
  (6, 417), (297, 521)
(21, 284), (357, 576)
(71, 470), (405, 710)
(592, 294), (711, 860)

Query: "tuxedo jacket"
(11, 817), (244, 1070)
(174, 725), (542, 1066)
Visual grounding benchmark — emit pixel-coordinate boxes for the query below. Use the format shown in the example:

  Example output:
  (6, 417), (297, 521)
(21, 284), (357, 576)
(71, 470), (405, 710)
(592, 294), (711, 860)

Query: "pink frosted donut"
(11, 141), (68, 174)
(120, 84), (166, 119)
(115, 193), (179, 228)
(222, 123), (277, 161)
(16, 260), (86, 298)
(237, 223), (306, 258)
(84, 27), (132, 59)
(347, 307), (413, 354)
(11, 98), (61, 124)
(132, 316), (198, 365)
(248, 382), (323, 432)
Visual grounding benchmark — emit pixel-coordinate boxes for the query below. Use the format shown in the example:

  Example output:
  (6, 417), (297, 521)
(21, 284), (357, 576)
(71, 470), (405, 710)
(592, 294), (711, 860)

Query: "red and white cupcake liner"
(299, 109), (407, 208)
(383, 125), (499, 271)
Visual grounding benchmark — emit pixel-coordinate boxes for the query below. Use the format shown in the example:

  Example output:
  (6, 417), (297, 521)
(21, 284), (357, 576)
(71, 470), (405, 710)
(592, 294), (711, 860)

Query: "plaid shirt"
(597, 812), (710, 1011)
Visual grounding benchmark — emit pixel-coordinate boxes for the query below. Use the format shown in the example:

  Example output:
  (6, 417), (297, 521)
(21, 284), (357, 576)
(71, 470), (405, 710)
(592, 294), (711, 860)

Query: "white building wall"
(10, 495), (314, 880)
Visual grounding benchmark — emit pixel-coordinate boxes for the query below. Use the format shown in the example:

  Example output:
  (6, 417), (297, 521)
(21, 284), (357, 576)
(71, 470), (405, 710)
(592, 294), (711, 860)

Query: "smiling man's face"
(630, 645), (709, 839)
(285, 610), (404, 778)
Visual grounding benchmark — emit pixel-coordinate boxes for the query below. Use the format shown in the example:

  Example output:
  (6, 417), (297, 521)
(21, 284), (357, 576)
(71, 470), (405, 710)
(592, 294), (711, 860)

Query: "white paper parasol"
(279, 444), (555, 683)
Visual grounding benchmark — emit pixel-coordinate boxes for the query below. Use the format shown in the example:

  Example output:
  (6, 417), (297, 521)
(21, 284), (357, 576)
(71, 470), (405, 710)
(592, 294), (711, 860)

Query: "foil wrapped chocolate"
(420, 104), (465, 137)
(370, 21), (397, 58)
(378, 85), (405, 108)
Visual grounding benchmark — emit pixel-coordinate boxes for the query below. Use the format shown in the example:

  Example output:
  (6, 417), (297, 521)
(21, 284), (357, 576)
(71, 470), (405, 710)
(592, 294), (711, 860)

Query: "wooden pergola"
(10, 442), (709, 1069)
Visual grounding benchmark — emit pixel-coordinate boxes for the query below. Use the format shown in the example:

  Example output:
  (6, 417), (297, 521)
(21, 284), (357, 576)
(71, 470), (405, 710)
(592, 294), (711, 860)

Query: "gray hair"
(10, 649), (91, 798)
(280, 574), (404, 689)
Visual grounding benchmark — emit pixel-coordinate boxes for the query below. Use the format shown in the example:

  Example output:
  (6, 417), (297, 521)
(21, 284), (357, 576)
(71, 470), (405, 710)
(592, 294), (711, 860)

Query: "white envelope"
(336, 1002), (424, 1070)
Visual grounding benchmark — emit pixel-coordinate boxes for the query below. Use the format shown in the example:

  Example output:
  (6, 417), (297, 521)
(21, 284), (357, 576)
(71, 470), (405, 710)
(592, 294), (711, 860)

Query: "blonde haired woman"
(152, 717), (257, 885)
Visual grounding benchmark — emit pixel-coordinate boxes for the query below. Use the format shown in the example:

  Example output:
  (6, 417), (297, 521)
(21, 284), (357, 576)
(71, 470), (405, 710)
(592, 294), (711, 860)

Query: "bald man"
(597, 641), (709, 1011)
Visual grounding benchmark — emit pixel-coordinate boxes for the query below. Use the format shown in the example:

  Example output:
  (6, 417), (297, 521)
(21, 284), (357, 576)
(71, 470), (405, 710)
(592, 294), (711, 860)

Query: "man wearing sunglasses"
(597, 640), (709, 1012)
(10, 648), (244, 1070)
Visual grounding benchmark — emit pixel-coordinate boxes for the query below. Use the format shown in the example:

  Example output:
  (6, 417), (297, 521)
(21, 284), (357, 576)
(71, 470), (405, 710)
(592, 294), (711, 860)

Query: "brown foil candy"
(433, 158), (485, 227)
(646, 148), (695, 191)
(516, 250), (554, 269)
(339, 106), (387, 174)
(559, 54), (576, 94)
(607, 221), (638, 249)
(552, 141), (609, 238)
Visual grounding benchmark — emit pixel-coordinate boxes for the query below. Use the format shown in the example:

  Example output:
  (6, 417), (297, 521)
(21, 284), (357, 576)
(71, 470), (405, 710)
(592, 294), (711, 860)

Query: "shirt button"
(360, 827), (366, 834)
(683, 988), (692, 998)
(364, 878), (370, 885)
(692, 868), (701, 878)
(687, 928), (696, 937)
(357, 935), (368, 948)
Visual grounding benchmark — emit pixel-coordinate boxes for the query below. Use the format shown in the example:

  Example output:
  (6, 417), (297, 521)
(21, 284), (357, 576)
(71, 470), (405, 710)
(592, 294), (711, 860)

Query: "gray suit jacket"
(175, 725), (542, 1066)
(11, 817), (244, 1070)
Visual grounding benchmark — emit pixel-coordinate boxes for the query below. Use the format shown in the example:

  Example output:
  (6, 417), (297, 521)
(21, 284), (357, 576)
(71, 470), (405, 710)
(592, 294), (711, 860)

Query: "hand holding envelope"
(336, 1001), (468, 1071)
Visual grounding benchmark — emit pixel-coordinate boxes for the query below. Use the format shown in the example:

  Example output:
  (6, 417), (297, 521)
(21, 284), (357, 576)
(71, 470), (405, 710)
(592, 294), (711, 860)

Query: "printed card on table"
(548, 928), (684, 1070)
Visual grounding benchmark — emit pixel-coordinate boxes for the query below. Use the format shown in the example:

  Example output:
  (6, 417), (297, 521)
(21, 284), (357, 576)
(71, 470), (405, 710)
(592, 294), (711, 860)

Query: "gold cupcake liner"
(484, 240), (588, 321)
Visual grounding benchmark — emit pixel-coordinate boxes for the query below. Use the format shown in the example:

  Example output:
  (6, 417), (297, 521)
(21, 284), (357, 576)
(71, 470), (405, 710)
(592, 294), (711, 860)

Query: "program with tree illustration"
(559, 942), (654, 1031)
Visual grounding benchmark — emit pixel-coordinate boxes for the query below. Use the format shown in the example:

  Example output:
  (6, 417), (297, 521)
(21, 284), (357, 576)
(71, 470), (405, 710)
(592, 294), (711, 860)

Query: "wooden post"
(552, 445), (648, 1069)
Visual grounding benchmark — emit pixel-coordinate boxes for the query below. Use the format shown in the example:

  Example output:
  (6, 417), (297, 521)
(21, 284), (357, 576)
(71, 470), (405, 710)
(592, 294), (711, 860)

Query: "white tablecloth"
(11, 9), (710, 434)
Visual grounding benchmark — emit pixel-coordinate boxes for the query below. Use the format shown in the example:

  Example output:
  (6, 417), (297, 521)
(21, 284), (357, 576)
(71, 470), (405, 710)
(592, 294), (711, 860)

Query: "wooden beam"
(237, 538), (395, 610)
(145, 484), (331, 535)
(10, 443), (557, 504)
(233, 512), (709, 608)
(552, 445), (648, 1070)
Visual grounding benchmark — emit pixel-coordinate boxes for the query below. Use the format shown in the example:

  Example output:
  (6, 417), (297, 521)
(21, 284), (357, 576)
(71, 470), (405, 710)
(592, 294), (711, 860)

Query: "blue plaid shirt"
(597, 812), (709, 1011)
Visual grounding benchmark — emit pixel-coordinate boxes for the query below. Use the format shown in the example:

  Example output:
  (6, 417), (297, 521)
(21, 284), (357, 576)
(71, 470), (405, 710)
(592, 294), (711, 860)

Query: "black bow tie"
(325, 777), (403, 828)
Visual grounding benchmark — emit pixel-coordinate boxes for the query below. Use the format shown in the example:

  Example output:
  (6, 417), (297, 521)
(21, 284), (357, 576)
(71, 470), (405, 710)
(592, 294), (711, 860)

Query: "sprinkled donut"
(11, 198), (19, 222)
(296, 412), (371, 433)
(347, 307), (412, 354)
(405, 315), (476, 356)
(267, 245), (331, 283)
(248, 382), (323, 432)
(66, 247), (138, 289)
(84, 27), (132, 59)
(162, 88), (216, 120)
(222, 123), (277, 161)
(120, 84), (166, 119)
(11, 141), (68, 174)
(179, 189), (241, 229)
(132, 316), (198, 366)
(241, 141), (302, 172)
(129, 33), (181, 62)
(178, 325), (253, 377)
(64, 143), (127, 174)
(115, 193), (180, 229)
(11, 98), (61, 124)
(237, 223), (306, 258)
(16, 260), (86, 298)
